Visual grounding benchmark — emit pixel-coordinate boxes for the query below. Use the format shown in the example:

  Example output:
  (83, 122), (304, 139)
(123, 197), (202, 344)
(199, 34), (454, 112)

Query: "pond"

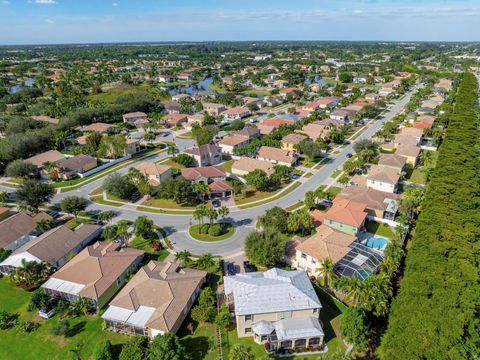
(165, 76), (215, 95)
(8, 77), (35, 94)
(304, 76), (327, 87)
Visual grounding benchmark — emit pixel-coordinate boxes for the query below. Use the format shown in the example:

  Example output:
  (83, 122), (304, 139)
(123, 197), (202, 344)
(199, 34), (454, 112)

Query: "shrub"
(28, 290), (50, 311)
(17, 321), (39, 333)
(150, 241), (162, 250)
(208, 223), (223, 237)
(0, 311), (18, 330)
(199, 224), (210, 234)
(93, 340), (114, 360)
(50, 319), (70, 336)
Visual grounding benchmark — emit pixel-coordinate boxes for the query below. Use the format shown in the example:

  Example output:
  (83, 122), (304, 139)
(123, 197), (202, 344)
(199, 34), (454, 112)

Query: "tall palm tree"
(205, 208), (218, 226)
(167, 144), (178, 156)
(316, 257), (336, 288)
(218, 206), (229, 223)
(42, 161), (59, 181)
(175, 250), (192, 265)
(195, 253), (215, 270)
(193, 204), (207, 226)
(339, 276), (364, 306)
(35, 218), (55, 232)
(194, 181), (210, 201)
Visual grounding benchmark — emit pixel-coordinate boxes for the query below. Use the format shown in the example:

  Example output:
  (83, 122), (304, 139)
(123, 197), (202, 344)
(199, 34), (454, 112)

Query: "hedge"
(380, 73), (480, 359)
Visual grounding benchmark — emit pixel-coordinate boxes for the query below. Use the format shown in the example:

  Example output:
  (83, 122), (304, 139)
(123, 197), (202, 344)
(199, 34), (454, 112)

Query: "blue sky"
(0, 0), (479, 44)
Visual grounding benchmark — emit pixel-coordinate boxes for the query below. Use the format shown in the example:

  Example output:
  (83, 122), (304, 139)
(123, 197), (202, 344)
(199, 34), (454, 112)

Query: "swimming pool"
(366, 236), (389, 250)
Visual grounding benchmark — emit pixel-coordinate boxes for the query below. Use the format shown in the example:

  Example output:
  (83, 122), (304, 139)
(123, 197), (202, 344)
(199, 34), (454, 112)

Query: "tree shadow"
(181, 336), (211, 360)
(66, 321), (86, 337)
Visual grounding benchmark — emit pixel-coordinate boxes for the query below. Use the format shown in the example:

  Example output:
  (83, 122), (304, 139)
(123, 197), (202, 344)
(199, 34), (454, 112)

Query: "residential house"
(82, 122), (113, 134)
(365, 93), (379, 102)
(224, 268), (324, 353)
(262, 96), (283, 107)
(102, 261), (207, 338)
(337, 186), (401, 221)
(184, 114), (204, 130)
(323, 198), (368, 236)
(123, 112), (148, 126)
(218, 135), (250, 155)
(329, 109), (350, 123)
(366, 165), (401, 193)
(301, 101), (323, 113)
(136, 163), (172, 187)
(163, 114), (189, 128)
(177, 73), (193, 81)
(203, 103), (226, 116)
(208, 179), (233, 198)
(0, 224), (102, 274)
(26, 150), (66, 169)
(395, 144), (421, 166)
(236, 127), (261, 139)
(377, 153), (407, 173)
(125, 139), (141, 155)
(298, 123), (328, 141)
(317, 97), (340, 110)
(222, 107), (251, 121)
(158, 75), (176, 83)
(181, 166), (226, 183)
(55, 155), (97, 179)
(353, 76), (368, 83)
(281, 134), (307, 152)
(172, 93), (192, 102)
(183, 144), (222, 167)
(258, 146), (297, 166)
(163, 101), (181, 114)
(279, 87), (299, 99)
(0, 212), (51, 251)
(231, 157), (275, 177)
(42, 242), (143, 308)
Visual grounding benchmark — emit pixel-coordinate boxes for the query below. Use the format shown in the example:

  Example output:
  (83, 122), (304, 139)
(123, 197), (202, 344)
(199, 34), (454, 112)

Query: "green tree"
(119, 336), (148, 360)
(353, 139), (379, 163)
(103, 173), (136, 200)
(60, 196), (87, 219)
(229, 344), (255, 360)
(245, 228), (286, 267)
(304, 191), (316, 209)
(148, 333), (186, 360)
(194, 181), (210, 201)
(191, 303), (215, 323)
(218, 206), (230, 224)
(193, 204), (207, 226)
(295, 139), (324, 160)
(191, 124), (215, 146)
(257, 206), (289, 233)
(143, 132), (156, 145)
(317, 257), (336, 288)
(215, 304), (231, 329)
(245, 169), (270, 191)
(92, 340), (114, 360)
(340, 308), (369, 351)
(5, 159), (37, 179)
(85, 131), (103, 151)
(134, 216), (155, 239)
(98, 210), (116, 224)
(15, 180), (54, 211)
(174, 250), (192, 265)
(50, 319), (70, 337)
(167, 144), (178, 156)
(172, 153), (194, 167)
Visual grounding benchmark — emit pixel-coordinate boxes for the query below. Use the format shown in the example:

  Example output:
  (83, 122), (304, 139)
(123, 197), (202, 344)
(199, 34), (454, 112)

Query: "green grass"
(379, 148), (396, 154)
(408, 168), (426, 185)
(0, 277), (128, 360)
(129, 236), (169, 261)
(365, 220), (396, 239)
(222, 159), (235, 173)
(89, 196), (124, 207)
(65, 217), (97, 230)
(331, 169), (342, 179)
(141, 198), (195, 210)
(286, 201), (305, 212)
(304, 172), (313, 178)
(188, 223), (235, 242)
(349, 127), (367, 141)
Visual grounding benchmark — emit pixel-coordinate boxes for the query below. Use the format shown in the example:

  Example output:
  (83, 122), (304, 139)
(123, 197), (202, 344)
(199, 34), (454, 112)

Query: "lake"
(165, 76), (215, 95)
(8, 77), (35, 94)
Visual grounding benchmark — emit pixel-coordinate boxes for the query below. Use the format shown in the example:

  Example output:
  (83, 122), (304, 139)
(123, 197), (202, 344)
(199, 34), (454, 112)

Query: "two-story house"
(183, 144), (222, 167)
(323, 198), (368, 236)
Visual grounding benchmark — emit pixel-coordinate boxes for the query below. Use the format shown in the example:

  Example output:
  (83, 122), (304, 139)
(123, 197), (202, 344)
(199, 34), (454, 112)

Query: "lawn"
(160, 159), (186, 170)
(331, 169), (342, 179)
(0, 277), (128, 360)
(129, 236), (169, 261)
(141, 197), (195, 210)
(64, 217), (97, 230)
(189, 223), (235, 242)
(222, 159), (235, 173)
(236, 182), (301, 209)
(408, 168), (426, 185)
(366, 220), (396, 239)
(88, 83), (153, 103)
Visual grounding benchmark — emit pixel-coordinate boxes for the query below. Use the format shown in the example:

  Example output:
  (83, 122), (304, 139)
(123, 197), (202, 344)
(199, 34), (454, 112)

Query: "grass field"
(366, 220), (396, 239)
(141, 197), (195, 210)
(0, 278), (128, 360)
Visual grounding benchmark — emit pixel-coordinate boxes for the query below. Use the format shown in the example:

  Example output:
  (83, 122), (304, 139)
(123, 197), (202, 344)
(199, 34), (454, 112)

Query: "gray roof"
(274, 316), (324, 341)
(252, 320), (275, 335)
(224, 268), (321, 315)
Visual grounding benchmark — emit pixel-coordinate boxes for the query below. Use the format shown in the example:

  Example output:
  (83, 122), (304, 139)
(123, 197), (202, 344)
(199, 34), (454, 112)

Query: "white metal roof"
(252, 320), (275, 335)
(224, 268), (321, 315)
(102, 305), (156, 328)
(41, 277), (85, 296)
(0, 252), (41, 269)
(274, 316), (325, 341)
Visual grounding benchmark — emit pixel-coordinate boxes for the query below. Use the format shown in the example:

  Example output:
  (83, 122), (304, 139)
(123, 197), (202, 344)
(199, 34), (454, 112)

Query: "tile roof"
(337, 186), (401, 213)
(123, 112), (147, 119)
(26, 150), (66, 167)
(0, 212), (50, 249)
(44, 242), (143, 301)
(258, 146), (296, 164)
(56, 155), (97, 172)
(83, 122), (112, 133)
(231, 157), (275, 176)
(395, 144), (421, 158)
(222, 107), (249, 115)
(209, 179), (233, 192)
(218, 135), (249, 147)
(136, 162), (171, 177)
(324, 198), (368, 228)
(282, 133), (307, 145)
(378, 153), (407, 169)
(224, 268), (321, 315)
(367, 164), (401, 184)
(184, 144), (221, 157)
(181, 166), (225, 181)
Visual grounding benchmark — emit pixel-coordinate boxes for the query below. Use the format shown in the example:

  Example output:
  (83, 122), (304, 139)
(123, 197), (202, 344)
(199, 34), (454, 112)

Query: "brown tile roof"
(56, 155), (97, 172)
(236, 127), (260, 138)
(184, 144), (221, 157)
(26, 150), (66, 167)
(83, 122), (113, 133)
(399, 127), (424, 138)
(181, 166), (225, 181)
(310, 209), (325, 227)
(282, 133), (307, 145)
(108, 261), (206, 333)
(136, 162), (171, 177)
(394, 134), (419, 146)
(337, 186), (401, 214)
(222, 107), (250, 115)
(300, 123), (328, 141)
(297, 225), (355, 263)
(163, 114), (188, 125)
(258, 146), (296, 165)
(262, 118), (295, 127)
(123, 112), (147, 119)
(324, 198), (368, 228)
(48, 242), (143, 301)
(395, 144), (421, 158)
(13, 224), (101, 266)
(232, 157), (275, 176)
(0, 212), (50, 249)
(378, 154), (407, 170)
(257, 124), (276, 135)
(219, 135), (249, 147)
(209, 179), (233, 192)
(367, 164), (401, 184)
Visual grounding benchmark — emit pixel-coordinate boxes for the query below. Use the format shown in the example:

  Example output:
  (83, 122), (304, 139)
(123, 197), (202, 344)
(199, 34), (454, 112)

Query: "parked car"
(39, 307), (55, 320)
(211, 199), (221, 208)
(243, 261), (257, 273)
(226, 263), (235, 276)
(129, 192), (142, 202)
(47, 211), (60, 219)
(346, 153), (353, 158)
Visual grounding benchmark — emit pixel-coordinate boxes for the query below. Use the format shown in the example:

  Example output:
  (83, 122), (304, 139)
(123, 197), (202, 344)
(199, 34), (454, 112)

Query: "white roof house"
(223, 268), (322, 315)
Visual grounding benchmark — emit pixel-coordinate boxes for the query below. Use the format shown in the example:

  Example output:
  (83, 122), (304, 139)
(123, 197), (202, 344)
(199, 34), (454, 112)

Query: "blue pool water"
(366, 236), (388, 250)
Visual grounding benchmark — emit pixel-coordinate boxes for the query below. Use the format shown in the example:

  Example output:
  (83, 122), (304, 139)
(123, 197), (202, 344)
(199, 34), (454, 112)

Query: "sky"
(0, 0), (479, 45)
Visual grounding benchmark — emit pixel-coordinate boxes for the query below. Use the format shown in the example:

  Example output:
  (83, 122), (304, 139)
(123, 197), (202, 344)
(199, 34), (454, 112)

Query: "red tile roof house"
(183, 144), (222, 167)
(136, 162), (172, 187)
(163, 114), (189, 128)
(123, 112), (148, 126)
(42, 242), (144, 309)
(82, 122), (114, 134)
(317, 96), (341, 109)
(218, 134), (250, 155)
(203, 103), (226, 116)
(0, 224), (102, 275)
(257, 146), (297, 166)
(209, 179), (233, 198)
(301, 101), (323, 112)
(221, 107), (251, 121)
(181, 166), (226, 183)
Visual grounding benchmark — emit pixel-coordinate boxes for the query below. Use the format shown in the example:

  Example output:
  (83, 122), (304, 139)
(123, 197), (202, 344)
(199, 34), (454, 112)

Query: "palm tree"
(287, 211), (301, 234)
(193, 204), (207, 226)
(205, 208), (218, 226)
(317, 257), (336, 288)
(194, 181), (210, 201)
(218, 206), (230, 223)
(339, 276), (364, 306)
(195, 253), (215, 270)
(420, 150), (433, 167)
(298, 208), (313, 236)
(35, 218), (55, 232)
(9, 260), (51, 289)
(143, 132), (156, 145)
(0, 191), (8, 205)
(42, 161), (59, 181)
(70, 297), (93, 317)
(116, 223), (131, 244)
(174, 250), (192, 265)
(98, 210), (116, 224)
(167, 144), (178, 156)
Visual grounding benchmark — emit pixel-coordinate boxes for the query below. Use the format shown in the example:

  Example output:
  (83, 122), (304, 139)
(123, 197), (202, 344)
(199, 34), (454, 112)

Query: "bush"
(199, 224), (210, 234)
(93, 340), (114, 360)
(50, 319), (70, 336)
(150, 241), (162, 250)
(17, 321), (39, 333)
(28, 290), (50, 311)
(208, 223), (223, 237)
(0, 311), (18, 330)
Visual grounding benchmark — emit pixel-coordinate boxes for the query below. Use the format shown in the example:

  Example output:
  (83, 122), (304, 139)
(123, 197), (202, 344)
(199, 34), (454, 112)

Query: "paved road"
(0, 87), (419, 257)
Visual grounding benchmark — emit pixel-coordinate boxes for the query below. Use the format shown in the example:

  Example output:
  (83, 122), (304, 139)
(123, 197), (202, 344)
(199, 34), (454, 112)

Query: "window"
(261, 335), (268, 342)
(116, 277), (121, 285)
(313, 308), (319, 314)
(245, 314), (253, 321)
(301, 253), (307, 260)
(311, 258), (317, 265)
(245, 327), (252, 334)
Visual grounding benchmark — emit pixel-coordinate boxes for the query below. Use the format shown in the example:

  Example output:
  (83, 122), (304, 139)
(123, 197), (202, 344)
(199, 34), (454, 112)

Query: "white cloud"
(34, 0), (57, 4)
(353, 9), (364, 14)
(112, 2), (118, 6)
(45, 18), (54, 23)
(1, 1), (10, 4)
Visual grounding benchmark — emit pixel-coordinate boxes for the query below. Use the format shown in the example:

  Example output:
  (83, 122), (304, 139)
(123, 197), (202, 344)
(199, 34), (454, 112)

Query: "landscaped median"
(188, 222), (235, 242)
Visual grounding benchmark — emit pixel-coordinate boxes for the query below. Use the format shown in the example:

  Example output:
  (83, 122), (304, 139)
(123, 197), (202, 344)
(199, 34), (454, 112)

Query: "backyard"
(365, 220), (396, 239)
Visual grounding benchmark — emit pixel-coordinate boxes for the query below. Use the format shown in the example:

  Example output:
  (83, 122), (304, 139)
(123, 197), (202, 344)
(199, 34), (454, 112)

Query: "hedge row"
(380, 73), (480, 359)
